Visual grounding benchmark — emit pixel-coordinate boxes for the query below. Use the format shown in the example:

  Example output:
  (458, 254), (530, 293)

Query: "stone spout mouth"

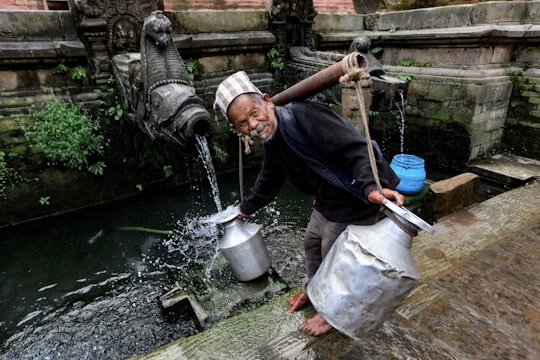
(165, 111), (212, 148)
(370, 75), (409, 112)
(191, 117), (212, 137)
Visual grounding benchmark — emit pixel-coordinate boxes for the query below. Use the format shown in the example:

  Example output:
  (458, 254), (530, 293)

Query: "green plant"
(390, 25), (399, 33)
(424, 61), (436, 68)
(212, 144), (228, 163)
(107, 75), (116, 93)
(391, 109), (402, 121)
(88, 161), (106, 176)
(184, 59), (197, 84)
(53, 63), (69, 75)
(163, 165), (173, 178)
(52, 63), (87, 81)
(136, 184), (143, 191)
(39, 196), (50, 206)
(398, 59), (414, 67)
(397, 73), (413, 81)
(69, 66), (87, 80)
(107, 101), (124, 121)
(370, 47), (383, 56)
(267, 47), (285, 70)
(24, 99), (106, 174)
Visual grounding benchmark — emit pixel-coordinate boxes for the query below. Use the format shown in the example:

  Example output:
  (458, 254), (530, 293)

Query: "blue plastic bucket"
(390, 154), (426, 195)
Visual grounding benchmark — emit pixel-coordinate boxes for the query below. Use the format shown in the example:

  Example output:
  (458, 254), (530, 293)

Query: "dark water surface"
(0, 170), (313, 359)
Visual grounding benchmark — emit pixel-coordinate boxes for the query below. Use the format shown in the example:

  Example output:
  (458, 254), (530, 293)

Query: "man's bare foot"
(287, 292), (310, 312)
(299, 313), (332, 336)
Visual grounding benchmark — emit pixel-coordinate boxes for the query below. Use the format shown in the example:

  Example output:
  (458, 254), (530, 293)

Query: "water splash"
(195, 135), (222, 212)
(396, 89), (406, 154)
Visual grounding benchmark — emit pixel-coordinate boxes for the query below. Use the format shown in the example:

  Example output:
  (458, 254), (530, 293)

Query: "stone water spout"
(281, 36), (407, 112)
(349, 36), (408, 112)
(112, 11), (211, 148)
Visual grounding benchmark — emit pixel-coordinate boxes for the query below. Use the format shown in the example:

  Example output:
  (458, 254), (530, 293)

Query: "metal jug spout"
(307, 200), (434, 339)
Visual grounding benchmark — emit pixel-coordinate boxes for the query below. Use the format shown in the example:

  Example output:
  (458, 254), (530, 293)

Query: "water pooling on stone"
(0, 169), (313, 360)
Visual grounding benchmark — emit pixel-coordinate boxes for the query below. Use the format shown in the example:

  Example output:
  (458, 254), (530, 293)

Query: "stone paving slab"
(412, 227), (540, 359)
(134, 179), (540, 360)
(468, 154), (540, 184)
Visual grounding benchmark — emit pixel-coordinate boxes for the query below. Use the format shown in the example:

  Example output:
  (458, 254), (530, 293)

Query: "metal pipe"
(271, 52), (367, 106)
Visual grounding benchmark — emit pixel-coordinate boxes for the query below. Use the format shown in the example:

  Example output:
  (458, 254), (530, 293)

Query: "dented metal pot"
(307, 200), (434, 339)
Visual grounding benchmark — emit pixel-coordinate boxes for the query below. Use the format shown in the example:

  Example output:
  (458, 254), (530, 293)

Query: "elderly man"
(214, 71), (403, 336)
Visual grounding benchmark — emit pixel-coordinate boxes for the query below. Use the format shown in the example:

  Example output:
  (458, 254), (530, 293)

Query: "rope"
(237, 133), (253, 203)
(239, 137), (244, 202)
(339, 52), (384, 195)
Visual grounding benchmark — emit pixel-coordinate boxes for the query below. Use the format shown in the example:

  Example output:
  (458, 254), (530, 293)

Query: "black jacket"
(240, 101), (400, 224)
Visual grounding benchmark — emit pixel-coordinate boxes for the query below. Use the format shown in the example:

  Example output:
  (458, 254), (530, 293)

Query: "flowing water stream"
(396, 89), (406, 154)
(195, 135), (223, 213)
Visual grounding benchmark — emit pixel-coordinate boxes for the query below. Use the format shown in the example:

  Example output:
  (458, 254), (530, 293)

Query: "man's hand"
(368, 188), (404, 207)
(236, 204), (247, 218)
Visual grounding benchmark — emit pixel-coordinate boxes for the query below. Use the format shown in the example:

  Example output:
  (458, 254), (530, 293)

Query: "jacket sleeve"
(240, 151), (287, 216)
(292, 102), (400, 199)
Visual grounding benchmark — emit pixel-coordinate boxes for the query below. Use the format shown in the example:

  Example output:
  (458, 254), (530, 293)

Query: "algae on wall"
(503, 68), (540, 160)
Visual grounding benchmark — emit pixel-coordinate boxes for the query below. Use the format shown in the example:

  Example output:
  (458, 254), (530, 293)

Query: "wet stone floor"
(134, 179), (540, 360)
(409, 223), (540, 359)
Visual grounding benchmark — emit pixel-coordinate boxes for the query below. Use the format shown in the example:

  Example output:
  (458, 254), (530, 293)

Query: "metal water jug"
(307, 199), (434, 339)
(210, 206), (271, 282)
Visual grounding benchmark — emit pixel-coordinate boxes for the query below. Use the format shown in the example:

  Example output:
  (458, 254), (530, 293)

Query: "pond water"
(0, 169), (313, 360)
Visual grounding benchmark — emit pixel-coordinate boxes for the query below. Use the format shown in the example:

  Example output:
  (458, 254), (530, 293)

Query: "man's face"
(227, 93), (277, 141)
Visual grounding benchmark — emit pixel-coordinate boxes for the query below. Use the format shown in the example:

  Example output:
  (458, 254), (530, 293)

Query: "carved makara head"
(143, 10), (172, 48)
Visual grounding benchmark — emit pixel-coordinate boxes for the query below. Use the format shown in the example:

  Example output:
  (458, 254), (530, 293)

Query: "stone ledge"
(0, 40), (86, 61)
(418, 172), (480, 224)
(316, 24), (540, 50)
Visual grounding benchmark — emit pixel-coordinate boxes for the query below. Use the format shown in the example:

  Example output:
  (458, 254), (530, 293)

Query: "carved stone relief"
(70, 0), (163, 85)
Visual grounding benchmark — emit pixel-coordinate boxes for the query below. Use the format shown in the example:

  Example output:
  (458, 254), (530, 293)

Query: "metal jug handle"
(383, 199), (435, 235)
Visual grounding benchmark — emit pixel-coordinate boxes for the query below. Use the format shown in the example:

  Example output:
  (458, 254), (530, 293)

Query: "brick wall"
(0, 1), (501, 13)
(1, 0), (357, 13)
(163, 0), (356, 13)
(0, 0), (45, 10)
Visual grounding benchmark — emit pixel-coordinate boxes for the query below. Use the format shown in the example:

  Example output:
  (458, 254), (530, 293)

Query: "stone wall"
(1, 1), (539, 227)
(0, 0), (505, 13)
(505, 70), (540, 158)
(317, 1), (540, 166)
(0, 7), (272, 227)
(0, 0), (356, 13)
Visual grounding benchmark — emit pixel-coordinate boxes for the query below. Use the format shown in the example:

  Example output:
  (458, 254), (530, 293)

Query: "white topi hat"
(213, 71), (262, 121)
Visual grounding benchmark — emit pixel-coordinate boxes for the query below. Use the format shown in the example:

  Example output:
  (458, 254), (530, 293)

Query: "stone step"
(467, 154), (540, 186)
